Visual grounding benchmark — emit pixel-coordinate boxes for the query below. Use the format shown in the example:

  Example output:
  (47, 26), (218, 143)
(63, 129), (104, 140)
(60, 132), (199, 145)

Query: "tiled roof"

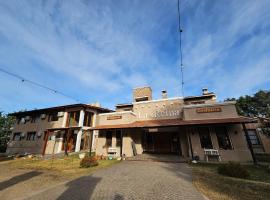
(91, 116), (257, 130)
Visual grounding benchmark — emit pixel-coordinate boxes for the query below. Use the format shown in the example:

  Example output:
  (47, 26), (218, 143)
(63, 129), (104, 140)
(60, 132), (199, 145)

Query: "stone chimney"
(133, 86), (152, 102)
(202, 88), (209, 95)
(161, 90), (168, 99)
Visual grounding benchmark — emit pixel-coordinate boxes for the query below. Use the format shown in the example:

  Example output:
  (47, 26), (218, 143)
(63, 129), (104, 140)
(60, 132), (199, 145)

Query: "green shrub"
(80, 156), (99, 168)
(218, 162), (250, 179)
(255, 153), (270, 163)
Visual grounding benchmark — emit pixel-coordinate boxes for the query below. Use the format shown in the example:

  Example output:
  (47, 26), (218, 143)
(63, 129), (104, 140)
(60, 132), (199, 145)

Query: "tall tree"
(0, 112), (15, 152)
(226, 90), (270, 118)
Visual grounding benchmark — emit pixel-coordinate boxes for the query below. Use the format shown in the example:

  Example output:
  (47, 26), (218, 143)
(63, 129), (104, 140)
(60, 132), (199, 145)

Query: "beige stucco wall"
(189, 124), (252, 162)
(7, 114), (64, 155)
(96, 112), (136, 126)
(183, 103), (238, 120)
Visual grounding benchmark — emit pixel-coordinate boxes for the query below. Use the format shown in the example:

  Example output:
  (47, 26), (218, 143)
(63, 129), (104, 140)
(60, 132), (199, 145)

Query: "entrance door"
(142, 132), (181, 155)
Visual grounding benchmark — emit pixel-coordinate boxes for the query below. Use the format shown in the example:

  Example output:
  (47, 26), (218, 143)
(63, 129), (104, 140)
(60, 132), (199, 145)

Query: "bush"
(218, 162), (250, 179)
(80, 156), (99, 168)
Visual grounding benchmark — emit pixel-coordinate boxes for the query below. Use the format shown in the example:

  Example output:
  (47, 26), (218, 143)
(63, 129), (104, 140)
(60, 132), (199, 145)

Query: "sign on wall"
(196, 107), (222, 113)
(107, 115), (122, 120)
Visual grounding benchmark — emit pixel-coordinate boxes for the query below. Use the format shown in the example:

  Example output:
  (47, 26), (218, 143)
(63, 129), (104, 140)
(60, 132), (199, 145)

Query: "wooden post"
(64, 129), (68, 156)
(242, 123), (257, 165)
(89, 130), (93, 157)
(42, 131), (49, 156)
(187, 127), (194, 159)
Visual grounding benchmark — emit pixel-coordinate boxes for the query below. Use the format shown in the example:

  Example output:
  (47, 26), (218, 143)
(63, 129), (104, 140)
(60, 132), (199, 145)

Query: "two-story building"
(93, 87), (258, 162)
(7, 103), (112, 155)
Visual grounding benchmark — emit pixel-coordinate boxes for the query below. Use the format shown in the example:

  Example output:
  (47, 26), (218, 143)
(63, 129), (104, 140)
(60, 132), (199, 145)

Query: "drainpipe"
(242, 123), (257, 165)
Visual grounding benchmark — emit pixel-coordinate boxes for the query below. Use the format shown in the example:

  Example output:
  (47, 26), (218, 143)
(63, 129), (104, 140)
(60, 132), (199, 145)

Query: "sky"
(0, 0), (270, 113)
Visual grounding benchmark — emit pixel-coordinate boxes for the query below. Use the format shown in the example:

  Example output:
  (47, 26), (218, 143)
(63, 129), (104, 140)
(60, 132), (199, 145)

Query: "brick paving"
(25, 161), (204, 200)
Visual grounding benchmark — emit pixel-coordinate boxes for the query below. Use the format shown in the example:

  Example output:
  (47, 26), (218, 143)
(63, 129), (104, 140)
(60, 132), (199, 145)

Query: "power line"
(0, 67), (81, 103)
(177, 0), (184, 97)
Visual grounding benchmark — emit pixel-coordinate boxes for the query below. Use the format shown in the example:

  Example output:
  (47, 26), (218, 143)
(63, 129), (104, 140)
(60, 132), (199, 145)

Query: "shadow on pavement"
(0, 171), (42, 191)
(57, 175), (101, 200)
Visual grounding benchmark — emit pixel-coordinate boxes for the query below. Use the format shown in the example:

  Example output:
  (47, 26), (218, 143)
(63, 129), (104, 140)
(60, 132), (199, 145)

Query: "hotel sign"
(196, 107), (222, 113)
(107, 115), (122, 120)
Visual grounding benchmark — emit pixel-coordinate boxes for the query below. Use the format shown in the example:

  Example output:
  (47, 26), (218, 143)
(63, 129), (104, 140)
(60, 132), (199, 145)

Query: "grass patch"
(192, 163), (270, 200)
(2, 154), (121, 178)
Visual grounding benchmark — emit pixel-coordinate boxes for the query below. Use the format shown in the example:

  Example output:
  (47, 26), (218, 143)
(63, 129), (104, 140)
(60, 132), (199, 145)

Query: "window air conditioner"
(25, 116), (31, 121)
(57, 111), (64, 117)
(40, 114), (46, 119)
(20, 118), (25, 124)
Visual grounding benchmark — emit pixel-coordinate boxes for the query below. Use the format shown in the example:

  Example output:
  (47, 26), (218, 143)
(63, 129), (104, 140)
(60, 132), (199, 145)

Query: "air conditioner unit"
(40, 114), (46, 119)
(25, 116), (31, 121)
(20, 118), (25, 124)
(57, 111), (64, 117)
(37, 131), (43, 137)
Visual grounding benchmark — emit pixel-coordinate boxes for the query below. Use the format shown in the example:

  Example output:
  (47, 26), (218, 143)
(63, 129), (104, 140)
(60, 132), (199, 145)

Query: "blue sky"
(0, 0), (270, 113)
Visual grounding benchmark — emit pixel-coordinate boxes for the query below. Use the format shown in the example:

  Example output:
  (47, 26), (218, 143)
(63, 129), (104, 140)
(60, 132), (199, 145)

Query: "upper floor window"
(31, 116), (36, 123)
(48, 112), (58, 122)
(247, 130), (261, 145)
(198, 127), (213, 149)
(215, 126), (232, 150)
(26, 132), (36, 141)
(83, 112), (93, 126)
(68, 111), (80, 126)
(13, 132), (22, 141)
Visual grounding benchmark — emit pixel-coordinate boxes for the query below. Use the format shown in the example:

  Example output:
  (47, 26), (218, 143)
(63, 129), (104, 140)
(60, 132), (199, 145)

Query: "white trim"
(98, 111), (136, 116)
(183, 101), (236, 109)
(133, 97), (183, 104)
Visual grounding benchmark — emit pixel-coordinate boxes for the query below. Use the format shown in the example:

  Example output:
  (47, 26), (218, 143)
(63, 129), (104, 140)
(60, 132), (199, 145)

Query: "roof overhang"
(90, 117), (257, 130)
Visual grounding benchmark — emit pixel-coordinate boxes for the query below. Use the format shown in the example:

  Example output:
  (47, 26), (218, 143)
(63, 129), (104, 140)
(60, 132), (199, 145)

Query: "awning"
(90, 117), (257, 130)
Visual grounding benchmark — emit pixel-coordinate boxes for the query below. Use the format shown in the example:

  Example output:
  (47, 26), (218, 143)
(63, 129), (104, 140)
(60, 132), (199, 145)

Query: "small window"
(116, 130), (122, 147)
(106, 131), (112, 146)
(31, 116), (36, 123)
(198, 127), (213, 149)
(215, 126), (232, 150)
(68, 111), (80, 126)
(247, 130), (261, 145)
(48, 112), (58, 122)
(26, 132), (36, 141)
(13, 132), (22, 141)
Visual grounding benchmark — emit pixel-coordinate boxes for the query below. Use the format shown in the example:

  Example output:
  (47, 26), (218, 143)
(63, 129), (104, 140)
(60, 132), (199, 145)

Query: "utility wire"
(177, 0), (184, 97)
(0, 67), (80, 103)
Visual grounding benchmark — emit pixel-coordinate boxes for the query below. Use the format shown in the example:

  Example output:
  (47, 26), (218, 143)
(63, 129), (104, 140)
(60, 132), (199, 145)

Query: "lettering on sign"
(196, 107), (222, 113)
(107, 115), (122, 120)
(138, 109), (181, 119)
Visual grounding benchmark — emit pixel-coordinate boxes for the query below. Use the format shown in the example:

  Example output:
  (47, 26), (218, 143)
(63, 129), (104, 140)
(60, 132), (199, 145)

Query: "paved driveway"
(24, 161), (204, 200)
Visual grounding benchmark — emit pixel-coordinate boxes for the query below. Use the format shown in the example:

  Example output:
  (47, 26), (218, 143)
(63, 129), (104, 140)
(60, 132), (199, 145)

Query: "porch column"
(75, 129), (83, 152)
(61, 112), (68, 128)
(75, 109), (85, 152)
(186, 127), (194, 159)
(78, 109), (85, 127)
(92, 112), (98, 151)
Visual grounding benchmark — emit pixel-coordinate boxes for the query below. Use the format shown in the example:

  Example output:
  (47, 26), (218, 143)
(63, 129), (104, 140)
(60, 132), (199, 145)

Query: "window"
(83, 112), (93, 126)
(26, 132), (36, 141)
(48, 112), (58, 122)
(13, 132), (21, 141)
(68, 111), (80, 126)
(198, 127), (213, 149)
(215, 126), (232, 150)
(247, 130), (261, 145)
(106, 131), (112, 146)
(31, 116), (36, 123)
(116, 130), (122, 147)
